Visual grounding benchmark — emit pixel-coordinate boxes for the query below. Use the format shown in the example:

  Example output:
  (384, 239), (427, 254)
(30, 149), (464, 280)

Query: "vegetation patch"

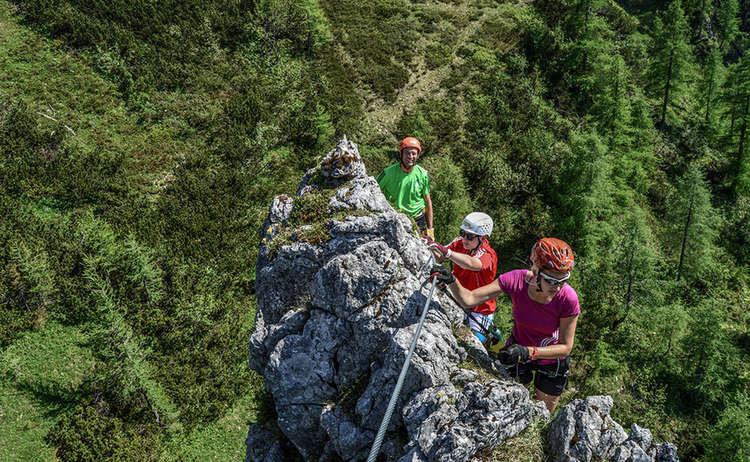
(473, 418), (548, 462)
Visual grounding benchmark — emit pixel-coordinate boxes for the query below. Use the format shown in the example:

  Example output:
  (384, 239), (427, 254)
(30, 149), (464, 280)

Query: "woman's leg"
(533, 387), (560, 414)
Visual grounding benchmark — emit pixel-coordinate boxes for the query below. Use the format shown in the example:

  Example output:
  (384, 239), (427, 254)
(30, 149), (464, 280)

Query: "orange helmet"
(531, 238), (575, 272)
(398, 137), (422, 154)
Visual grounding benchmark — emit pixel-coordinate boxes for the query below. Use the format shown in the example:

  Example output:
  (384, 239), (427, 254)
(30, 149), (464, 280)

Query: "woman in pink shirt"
(431, 238), (579, 413)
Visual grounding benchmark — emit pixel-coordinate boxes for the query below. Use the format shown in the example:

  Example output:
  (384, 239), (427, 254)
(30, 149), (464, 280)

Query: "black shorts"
(510, 357), (570, 396)
(414, 212), (427, 232)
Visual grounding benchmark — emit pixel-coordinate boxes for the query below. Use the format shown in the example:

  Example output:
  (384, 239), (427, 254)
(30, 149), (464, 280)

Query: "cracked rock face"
(246, 137), (547, 461)
(547, 396), (680, 462)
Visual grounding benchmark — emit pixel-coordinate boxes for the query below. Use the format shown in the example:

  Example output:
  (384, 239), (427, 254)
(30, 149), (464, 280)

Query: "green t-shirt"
(376, 163), (430, 217)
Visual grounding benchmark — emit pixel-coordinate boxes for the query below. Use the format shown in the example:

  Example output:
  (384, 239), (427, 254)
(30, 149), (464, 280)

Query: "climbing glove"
(429, 265), (455, 285)
(427, 238), (451, 258)
(497, 343), (530, 365)
(424, 228), (435, 240)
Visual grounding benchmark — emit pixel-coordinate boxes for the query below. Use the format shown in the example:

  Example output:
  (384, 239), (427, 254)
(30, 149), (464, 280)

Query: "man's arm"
(429, 244), (482, 270)
(450, 251), (482, 271)
(424, 193), (433, 229)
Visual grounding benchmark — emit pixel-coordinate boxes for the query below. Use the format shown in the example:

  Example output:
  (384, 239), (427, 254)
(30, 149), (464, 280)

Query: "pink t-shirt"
(498, 269), (580, 365)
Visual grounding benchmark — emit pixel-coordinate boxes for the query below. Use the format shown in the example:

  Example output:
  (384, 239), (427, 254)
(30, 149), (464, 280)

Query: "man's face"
(460, 229), (480, 250)
(401, 147), (420, 167)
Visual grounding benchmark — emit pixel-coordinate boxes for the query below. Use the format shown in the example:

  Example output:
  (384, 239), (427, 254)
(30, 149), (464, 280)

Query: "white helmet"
(461, 212), (493, 237)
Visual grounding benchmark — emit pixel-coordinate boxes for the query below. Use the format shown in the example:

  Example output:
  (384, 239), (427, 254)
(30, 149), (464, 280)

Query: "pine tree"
(682, 0), (710, 40)
(720, 51), (750, 195)
(599, 54), (633, 139)
(731, 53), (750, 195)
(703, 397), (750, 461)
(649, 0), (692, 128)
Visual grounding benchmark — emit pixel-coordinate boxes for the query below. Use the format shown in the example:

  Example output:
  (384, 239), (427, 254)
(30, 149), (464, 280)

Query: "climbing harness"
(366, 275), (438, 462)
(503, 335), (570, 386)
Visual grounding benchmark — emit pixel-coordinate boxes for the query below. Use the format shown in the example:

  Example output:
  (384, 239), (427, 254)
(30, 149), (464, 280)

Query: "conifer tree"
(649, 0), (692, 128)
(716, 0), (740, 49)
(611, 208), (658, 331)
(667, 162), (720, 281)
(699, 45), (725, 125)
(730, 53), (750, 194)
(591, 53), (631, 137)
(679, 299), (742, 413)
(682, 0), (710, 40)
(702, 397), (750, 462)
(720, 51), (750, 194)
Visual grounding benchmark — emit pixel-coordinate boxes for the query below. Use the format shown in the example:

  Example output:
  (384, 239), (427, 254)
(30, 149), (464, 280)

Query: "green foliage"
(3, 0), (750, 459)
(666, 162), (721, 282)
(49, 402), (163, 461)
(320, 0), (417, 101)
(648, 0), (693, 127)
(421, 156), (472, 244)
(698, 46), (725, 127)
(723, 195), (750, 265)
(0, 322), (92, 461)
(702, 397), (750, 462)
(17, 0), (258, 91)
(424, 42), (453, 70)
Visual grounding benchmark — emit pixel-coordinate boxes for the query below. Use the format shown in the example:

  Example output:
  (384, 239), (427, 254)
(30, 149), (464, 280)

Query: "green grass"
(159, 389), (258, 462)
(475, 418), (549, 462)
(0, 0), (206, 192)
(0, 303), (264, 462)
(0, 322), (93, 462)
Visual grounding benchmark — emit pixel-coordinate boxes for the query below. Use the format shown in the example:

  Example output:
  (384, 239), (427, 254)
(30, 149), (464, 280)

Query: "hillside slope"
(1, 0), (749, 460)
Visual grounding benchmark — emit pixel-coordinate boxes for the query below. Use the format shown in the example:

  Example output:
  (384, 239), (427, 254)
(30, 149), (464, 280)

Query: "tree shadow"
(10, 375), (86, 419)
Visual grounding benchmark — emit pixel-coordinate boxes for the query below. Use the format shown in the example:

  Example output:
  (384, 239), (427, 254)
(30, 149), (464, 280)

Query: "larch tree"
(667, 162), (721, 282)
(716, 0), (741, 49)
(649, 0), (692, 128)
(699, 45), (725, 126)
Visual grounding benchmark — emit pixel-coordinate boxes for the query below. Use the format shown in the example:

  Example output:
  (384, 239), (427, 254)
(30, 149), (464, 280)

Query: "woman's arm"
(532, 315), (578, 360)
(446, 277), (503, 309)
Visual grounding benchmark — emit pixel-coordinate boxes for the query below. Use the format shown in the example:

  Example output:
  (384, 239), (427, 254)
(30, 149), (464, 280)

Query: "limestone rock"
(548, 396), (680, 462)
(245, 424), (291, 461)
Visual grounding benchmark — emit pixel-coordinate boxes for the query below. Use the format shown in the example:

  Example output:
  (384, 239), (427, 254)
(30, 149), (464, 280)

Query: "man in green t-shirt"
(376, 137), (434, 238)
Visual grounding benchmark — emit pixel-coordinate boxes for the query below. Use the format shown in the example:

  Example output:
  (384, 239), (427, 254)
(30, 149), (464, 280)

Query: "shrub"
(421, 156), (472, 244)
(49, 401), (162, 461)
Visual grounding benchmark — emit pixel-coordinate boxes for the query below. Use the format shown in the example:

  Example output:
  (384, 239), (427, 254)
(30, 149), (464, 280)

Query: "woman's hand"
(498, 344), (530, 364)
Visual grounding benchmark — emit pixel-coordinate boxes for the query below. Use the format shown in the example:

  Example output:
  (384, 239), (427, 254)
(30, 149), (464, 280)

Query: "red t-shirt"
(448, 238), (498, 315)
(498, 269), (580, 365)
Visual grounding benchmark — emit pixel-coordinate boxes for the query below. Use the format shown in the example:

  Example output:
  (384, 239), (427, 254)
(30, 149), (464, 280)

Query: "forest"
(0, 0), (748, 460)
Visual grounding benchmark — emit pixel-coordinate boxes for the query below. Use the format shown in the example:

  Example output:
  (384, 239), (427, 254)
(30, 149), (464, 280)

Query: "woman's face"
(537, 268), (570, 296)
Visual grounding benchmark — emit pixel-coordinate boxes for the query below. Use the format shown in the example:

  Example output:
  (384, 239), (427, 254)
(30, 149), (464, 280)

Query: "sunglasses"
(459, 230), (479, 240)
(538, 270), (570, 286)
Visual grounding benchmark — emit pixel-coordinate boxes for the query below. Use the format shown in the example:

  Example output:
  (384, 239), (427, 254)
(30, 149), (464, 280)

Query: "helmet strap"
(535, 273), (543, 292)
(468, 236), (483, 255)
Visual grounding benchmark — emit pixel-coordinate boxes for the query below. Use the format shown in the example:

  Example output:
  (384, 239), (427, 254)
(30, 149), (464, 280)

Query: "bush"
(702, 398), (750, 462)
(421, 156), (472, 243)
(49, 401), (162, 461)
